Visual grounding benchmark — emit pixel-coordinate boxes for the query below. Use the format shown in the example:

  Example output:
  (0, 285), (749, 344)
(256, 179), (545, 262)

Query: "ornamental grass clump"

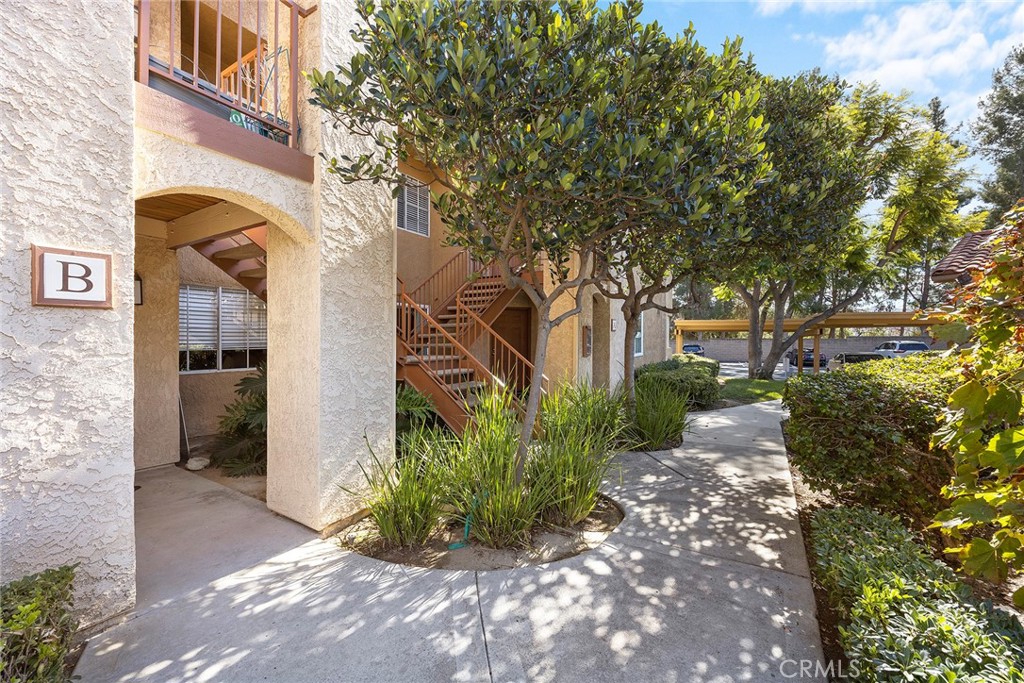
(358, 428), (447, 547)
(357, 383), (627, 550)
(530, 385), (626, 526)
(448, 386), (557, 548)
(812, 507), (1024, 682)
(630, 374), (692, 449)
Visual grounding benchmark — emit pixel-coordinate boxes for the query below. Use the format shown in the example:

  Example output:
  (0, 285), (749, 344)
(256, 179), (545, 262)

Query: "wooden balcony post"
(137, 0), (151, 85)
(289, 4), (299, 148)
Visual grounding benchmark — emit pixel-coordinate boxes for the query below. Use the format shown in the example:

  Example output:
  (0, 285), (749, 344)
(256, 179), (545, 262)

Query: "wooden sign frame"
(31, 245), (113, 309)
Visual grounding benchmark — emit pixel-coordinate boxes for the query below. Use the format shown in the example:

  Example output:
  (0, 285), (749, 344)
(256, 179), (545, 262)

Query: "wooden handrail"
(135, 0), (305, 147)
(454, 295), (549, 393)
(397, 289), (497, 394)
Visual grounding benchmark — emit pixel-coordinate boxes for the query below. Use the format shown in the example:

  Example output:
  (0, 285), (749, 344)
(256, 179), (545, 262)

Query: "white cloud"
(755, 0), (877, 17)
(806, 1), (1021, 128)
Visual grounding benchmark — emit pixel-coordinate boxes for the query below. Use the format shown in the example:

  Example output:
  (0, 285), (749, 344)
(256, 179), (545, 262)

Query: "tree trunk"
(756, 287), (789, 380)
(516, 312), (551, 482)
(921, 256), (932, 310)
(736, 283), (763, 379)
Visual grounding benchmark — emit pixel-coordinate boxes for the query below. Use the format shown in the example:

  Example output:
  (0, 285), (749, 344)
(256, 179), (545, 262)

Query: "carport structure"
(674, 311), (944, 373)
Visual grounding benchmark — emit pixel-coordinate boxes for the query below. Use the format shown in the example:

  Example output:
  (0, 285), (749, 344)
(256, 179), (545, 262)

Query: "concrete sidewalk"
(75, 401), (823, 682)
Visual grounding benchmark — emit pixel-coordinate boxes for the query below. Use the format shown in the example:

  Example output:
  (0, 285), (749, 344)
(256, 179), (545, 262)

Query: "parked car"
(827, 352), (885, 372)
(873, 340), (931, 358)
(786, 348), (828, 368)
(681, 343), (705, 357)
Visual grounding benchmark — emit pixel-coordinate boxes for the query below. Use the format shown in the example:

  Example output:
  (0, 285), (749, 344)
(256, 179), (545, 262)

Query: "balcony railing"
(135, 0), (315, 148)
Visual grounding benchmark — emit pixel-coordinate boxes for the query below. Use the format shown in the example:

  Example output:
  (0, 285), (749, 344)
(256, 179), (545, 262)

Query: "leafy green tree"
(592, 46), (770, 408)
(307, 0), (762, 469)
(932, 204), (1024, 605)
(723, 77), (969, 379)
(973, 45), (1024, 225)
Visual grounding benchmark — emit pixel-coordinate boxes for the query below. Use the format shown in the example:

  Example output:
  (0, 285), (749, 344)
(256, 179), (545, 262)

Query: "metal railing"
(136, 0), (314, 148)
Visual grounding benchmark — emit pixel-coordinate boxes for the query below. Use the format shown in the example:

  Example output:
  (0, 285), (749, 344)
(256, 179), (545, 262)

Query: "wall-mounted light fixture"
(134, 273), (143, 306)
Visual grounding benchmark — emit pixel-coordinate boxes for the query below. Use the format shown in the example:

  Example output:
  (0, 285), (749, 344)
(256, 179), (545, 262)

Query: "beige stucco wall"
(134, 127), (314, 245)
(265, 0), (396, 530)
(180, 371), (248, 437)
(1, 0), (136, 624)
(636, 294), (673, 367)
(134, 235), (180, 469)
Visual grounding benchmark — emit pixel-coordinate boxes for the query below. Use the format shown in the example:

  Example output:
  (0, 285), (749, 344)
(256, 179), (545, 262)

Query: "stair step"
(410, 354), (462, 363)
(435, 368), (475, 378)
(239, 266), (267, 278)
(212, 243), (265, 260)
(449, 380), (486, 393)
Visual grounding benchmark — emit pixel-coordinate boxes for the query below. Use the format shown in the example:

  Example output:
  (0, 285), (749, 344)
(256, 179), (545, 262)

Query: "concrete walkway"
(75, 401), (823, 682)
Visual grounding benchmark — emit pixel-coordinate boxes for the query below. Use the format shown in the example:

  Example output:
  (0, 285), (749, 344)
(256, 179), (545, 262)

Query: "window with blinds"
(179, 285), (267, 372)
(396, 175), (430, 237)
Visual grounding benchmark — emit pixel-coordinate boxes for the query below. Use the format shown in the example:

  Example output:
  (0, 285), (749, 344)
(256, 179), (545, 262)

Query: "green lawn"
(719, 378), (786, 404)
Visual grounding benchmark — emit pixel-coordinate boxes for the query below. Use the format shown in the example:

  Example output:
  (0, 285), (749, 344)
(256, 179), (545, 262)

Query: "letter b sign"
(32, 245), (112, 308)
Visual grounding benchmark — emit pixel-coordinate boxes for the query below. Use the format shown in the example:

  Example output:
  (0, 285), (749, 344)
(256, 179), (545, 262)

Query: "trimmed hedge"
(635, 352), (720, 378)
(782, 353), (960, 526)
(812, 507), (1024, 682)
(636, 366), (720, 411)
(1, 565), (78, 683)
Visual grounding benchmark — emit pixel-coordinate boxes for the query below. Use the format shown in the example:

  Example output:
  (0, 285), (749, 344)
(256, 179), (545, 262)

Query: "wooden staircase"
(397, 252), (547, 431)
(187, 232), (537, 433)
(190, 226), (268, 301)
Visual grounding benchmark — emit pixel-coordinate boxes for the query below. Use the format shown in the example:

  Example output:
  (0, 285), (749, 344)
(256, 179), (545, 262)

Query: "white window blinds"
(397, 175), (430, 237)
(179, 285), (218, 351)
(179, 285), (267, 372)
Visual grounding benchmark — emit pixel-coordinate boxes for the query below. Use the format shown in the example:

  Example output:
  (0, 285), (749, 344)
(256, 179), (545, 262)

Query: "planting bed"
(336, 494), (623, 571)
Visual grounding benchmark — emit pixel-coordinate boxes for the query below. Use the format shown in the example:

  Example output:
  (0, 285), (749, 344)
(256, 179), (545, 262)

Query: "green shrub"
(1, 565), (78, 683)
(396, 384), (436, 431)
(531, 385), (626, 525)
(212, 364), (267, 477)
(783, 353), (960, 526)
(812, 507), (1024, 682)
(358, 428), (447, 546)
(636, 366), (720, 411)
(630, 377), (691, 450)
(635, 352), (720, 378)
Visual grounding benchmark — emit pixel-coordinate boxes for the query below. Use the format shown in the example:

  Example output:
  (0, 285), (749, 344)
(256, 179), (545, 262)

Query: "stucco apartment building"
(1, 0), (670, 627)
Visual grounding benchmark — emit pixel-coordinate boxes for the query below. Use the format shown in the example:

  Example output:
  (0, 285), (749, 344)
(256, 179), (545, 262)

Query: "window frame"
(396, 174), (430, 238)
(178, 284), (267, 374)
(633, 311), (645, 357)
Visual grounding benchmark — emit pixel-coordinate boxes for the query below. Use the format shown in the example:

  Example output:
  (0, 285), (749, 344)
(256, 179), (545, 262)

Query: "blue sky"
(639, 1), (1023, 141)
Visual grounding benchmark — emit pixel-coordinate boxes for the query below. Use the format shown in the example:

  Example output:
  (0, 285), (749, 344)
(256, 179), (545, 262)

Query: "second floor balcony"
(135, 0), (315, 150)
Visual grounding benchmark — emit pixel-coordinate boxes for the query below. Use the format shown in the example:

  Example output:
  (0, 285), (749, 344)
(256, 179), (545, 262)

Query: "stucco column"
(0, 1), (136, 623)
(266, 0), (395, 530)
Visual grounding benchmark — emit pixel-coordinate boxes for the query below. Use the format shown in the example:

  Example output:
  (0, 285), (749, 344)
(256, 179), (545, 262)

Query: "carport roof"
(674, 311), (942, 333)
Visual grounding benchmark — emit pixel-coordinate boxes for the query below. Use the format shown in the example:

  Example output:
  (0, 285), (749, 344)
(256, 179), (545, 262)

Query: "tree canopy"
(308, 0), (771, 463)
(974, 44), (1024, 225)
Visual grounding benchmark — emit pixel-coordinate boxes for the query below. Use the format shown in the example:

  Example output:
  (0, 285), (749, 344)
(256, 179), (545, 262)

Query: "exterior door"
(491, 307), (532, 388)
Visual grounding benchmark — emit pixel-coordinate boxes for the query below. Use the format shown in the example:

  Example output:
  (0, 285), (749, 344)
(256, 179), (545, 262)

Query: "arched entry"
(132, 190), (309, 608)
